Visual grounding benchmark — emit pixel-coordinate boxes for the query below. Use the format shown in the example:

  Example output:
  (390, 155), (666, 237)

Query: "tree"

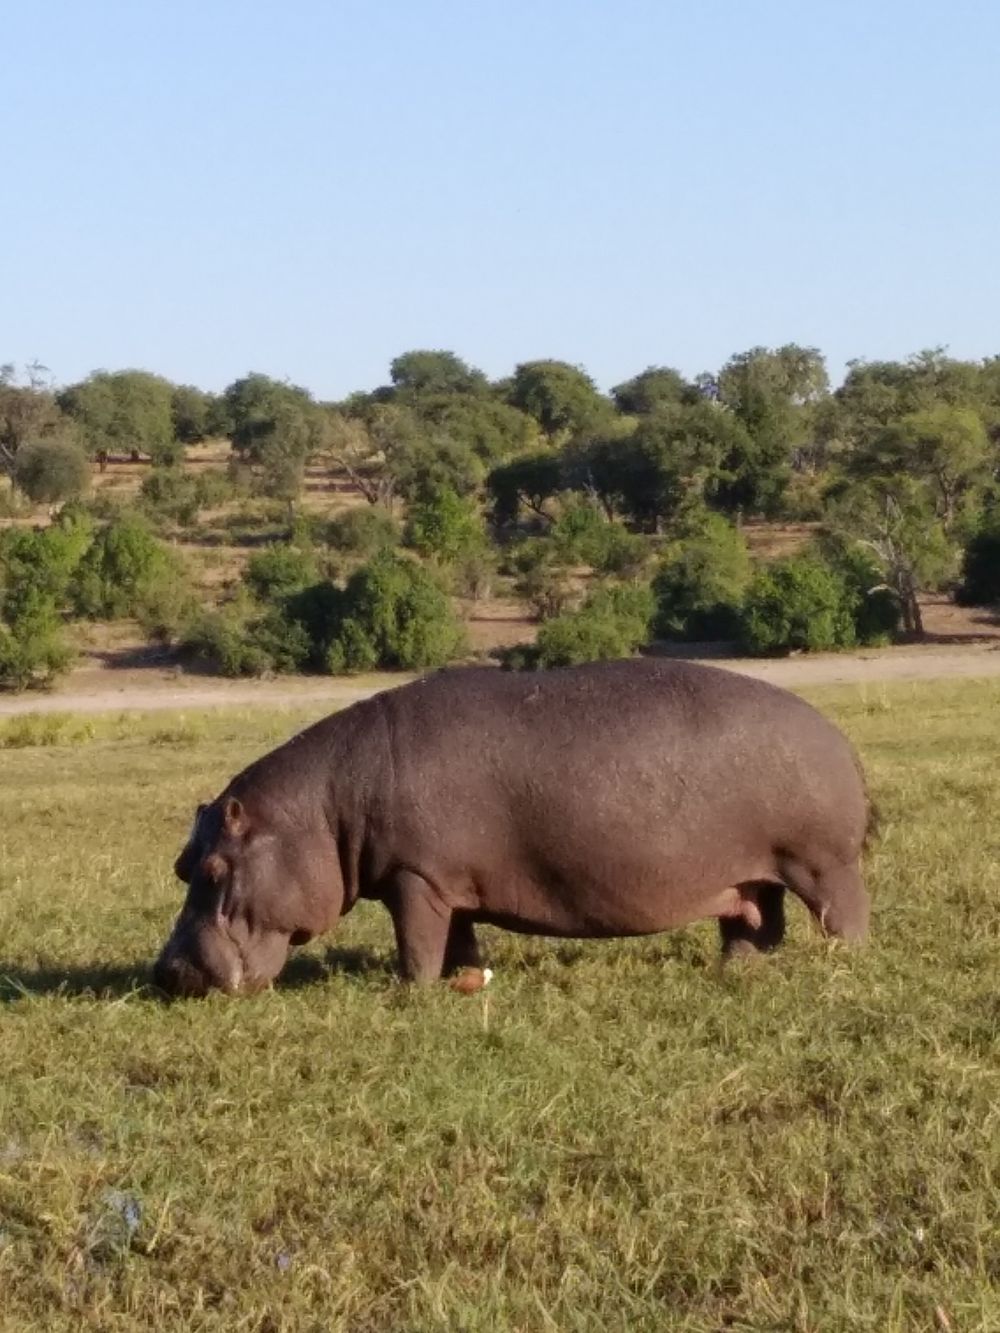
(389, 350), (488, 396)
(413, 393), (537, 463)
(487, 451), (564, 525)
(0, 362), (68, 479)
(571, 401), (743, 530)
(611, 366), (693, 416)
(850, 406), (990, 529)
(58, 370), (179, 465)
(224, 374), (324, 510)
(507, 361), (612, 440)
(709, 344), (831, 512)
(825, 478), (956, 635)
(13, 439), (90, 506)
(170, 385), (214, 444)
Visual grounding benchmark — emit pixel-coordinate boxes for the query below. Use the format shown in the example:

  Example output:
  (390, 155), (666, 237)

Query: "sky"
(4, 0), (1000, 400)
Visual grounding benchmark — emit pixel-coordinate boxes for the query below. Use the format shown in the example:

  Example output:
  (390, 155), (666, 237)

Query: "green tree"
(224, 374), (324, 510)
(611, 366), (693, 416)
(170, 385), (214, 444)
(58, 370), (179, 465)
(708, 344), (830, 512)
(389, 350), (488, 396)
(851, 406), (990, 529)
(825, 478), (956, 635)
(507, 361), (612, 441)
(487, 451), (563, 525)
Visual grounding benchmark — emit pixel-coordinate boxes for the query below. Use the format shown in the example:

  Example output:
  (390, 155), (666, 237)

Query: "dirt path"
(2, 641), (1000, 717)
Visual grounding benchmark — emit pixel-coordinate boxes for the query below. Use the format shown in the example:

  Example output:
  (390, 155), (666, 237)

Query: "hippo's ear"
(223, 796), (249, 837)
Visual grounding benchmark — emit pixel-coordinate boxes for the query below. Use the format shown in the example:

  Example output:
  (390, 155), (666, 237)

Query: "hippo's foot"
(718, 882), (786, 961)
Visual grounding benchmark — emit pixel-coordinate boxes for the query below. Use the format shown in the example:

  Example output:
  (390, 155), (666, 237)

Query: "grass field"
(1, 679), (999, 1331)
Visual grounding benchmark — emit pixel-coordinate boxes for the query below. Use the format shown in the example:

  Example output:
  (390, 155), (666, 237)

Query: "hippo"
(153, 658), (874, 997)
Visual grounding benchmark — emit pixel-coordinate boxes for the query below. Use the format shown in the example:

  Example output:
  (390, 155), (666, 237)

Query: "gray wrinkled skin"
(154, 659), (874, 997)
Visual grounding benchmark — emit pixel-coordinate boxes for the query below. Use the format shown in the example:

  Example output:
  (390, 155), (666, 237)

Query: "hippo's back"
(370, 659), (869, 918)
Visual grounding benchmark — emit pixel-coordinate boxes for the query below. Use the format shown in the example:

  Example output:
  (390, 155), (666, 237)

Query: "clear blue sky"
(5, 0), (999, 399)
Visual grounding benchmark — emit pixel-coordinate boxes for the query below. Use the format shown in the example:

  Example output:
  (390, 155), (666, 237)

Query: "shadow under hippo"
(154, 658), (875, 999)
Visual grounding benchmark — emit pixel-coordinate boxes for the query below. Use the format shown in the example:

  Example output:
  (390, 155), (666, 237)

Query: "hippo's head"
(153, 794), (342, 998)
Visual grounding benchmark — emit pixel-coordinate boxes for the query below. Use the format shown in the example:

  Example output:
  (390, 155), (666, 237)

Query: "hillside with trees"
(2, 344), (1000, 691)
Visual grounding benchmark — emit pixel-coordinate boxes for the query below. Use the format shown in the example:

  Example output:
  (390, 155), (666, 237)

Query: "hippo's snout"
(153, 923), (245, 998)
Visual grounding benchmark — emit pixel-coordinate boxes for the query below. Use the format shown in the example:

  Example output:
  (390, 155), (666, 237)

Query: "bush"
(0, 510), (95, 616)
(530, 581), (656, 669)
(551, 500), (651, 578)
(182, 597), (311, 678)
(739, 554), (857, 656)
(71, 513), (190, 633)
(654, 513), (751, 641)
(326, 551), (465, 674)
(13, 439), (90, 506)
(326, 506), (401, 558)
(818, 536), (901, 645)
(140, 468), (236, 526)
(0, 593), (73, 691)
(404, 488), (487, 563)
(450, 548), (498, 601)
(243, 543), (318, 602)
(509, 538), (574, 620)
(956, 515), (1000, 606)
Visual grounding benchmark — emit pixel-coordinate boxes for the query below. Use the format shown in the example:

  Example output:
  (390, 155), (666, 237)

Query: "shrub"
(739, 554), (857, 656)
(531, 581), (655, 669)
(0, 598), (73, 691)
(326, 551), (465, 674)
(509, 538), (574, 620)
(450, 548), (498, 601)
(243, 543), (318, 602)
(0, 510), (95, 615)
(404, 487), (487, 564)
(654, 513), (751, 641)
(182, 598), (311, 678)
(551, 500), (651, 578)
(140, 468), (236, 526)
(326, 506), (401, 558)
(13, 439), (90, 506)
(140, 468), (200, 525)
(71, 514), (189, 632)
(818, 536), (901, 645)
(956, 514), (1000, 606)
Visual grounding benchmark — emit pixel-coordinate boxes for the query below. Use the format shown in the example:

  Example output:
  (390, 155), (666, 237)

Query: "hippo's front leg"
(385, 870), (453, 984)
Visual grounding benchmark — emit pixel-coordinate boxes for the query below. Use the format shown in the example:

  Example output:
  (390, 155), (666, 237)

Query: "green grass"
(1, 679), (999, 1331)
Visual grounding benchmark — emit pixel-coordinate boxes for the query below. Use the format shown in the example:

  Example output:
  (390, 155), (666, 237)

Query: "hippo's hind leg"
(719, 882), (786, 959)
(779, 857), (870, 942)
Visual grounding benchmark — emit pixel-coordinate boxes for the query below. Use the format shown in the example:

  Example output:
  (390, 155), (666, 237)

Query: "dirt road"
(2, 641), (1000, 717)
